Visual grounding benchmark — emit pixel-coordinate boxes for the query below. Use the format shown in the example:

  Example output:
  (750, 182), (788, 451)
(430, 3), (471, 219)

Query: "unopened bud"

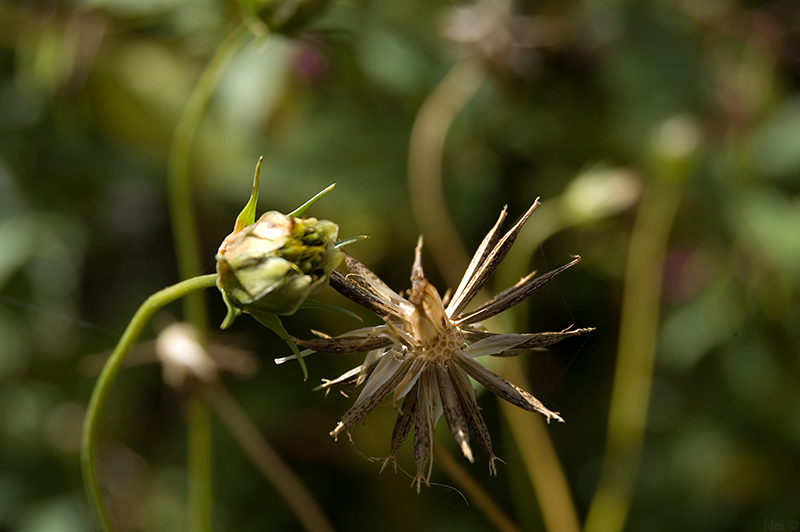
(216, 211), (341, 316)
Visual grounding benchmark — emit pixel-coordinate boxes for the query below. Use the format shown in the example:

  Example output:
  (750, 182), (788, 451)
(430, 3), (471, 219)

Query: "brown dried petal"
(448, 363), (498, 474)
(456, 256), (581, 325)
(447, 206), (508, 316)
(331, 358), (414, 440)
(413, 367), (436, 492)
(454, 351), (563, 423)
(341, 254), (411, 315)
(382, 382), (419, 471)
(447, 200), (540, 317)
(315, 365), (363, 391)
(435, 362), (473, 462)
(408, 236), (428, 306)
(330, 270), (394, 319)
(462, 327), (595, 354)
(294, 334), (392, 354)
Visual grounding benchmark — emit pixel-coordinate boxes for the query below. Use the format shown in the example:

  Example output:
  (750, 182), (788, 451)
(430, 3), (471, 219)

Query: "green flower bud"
(216, 211), (342, 316)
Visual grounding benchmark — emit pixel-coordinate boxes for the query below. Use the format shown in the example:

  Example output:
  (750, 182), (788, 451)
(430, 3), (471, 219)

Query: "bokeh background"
(1, 0), (799, 530)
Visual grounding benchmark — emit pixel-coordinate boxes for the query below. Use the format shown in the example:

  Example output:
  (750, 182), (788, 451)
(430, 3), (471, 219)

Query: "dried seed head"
(296, 201), (594, 486)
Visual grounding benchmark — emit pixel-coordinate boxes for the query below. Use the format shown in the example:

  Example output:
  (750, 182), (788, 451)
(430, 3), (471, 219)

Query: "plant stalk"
(81, 274), (219, 532)
(583, 177), (683, 532)
(166, 24), (252, 532)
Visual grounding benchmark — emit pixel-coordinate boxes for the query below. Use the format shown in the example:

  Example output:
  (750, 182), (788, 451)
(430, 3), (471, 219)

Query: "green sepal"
(299, 299), (363, 322)
(249, 310), (308, 380)
(334, 235), (369, 249)
(289, 183), (336, 217)
(219, 288), (243, 329)
(233, 157), (263, 233)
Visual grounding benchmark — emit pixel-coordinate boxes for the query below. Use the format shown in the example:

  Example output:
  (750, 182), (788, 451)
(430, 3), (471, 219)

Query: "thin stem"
(432, 442), (523, 532)
(408, 58), (486, 289)
(81, 274), (219, 532)
(200, 381), (336, 532)
(583, 178), (683, 532)
(497, 360), (581, 532)
(167, 24), (252, 532)
(187, 391), (213, 531)
(167, 23), (252, 310)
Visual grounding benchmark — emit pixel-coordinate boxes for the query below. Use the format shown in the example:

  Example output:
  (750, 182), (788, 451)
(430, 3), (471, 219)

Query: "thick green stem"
(81, 274), (218, 532)
(583, 178), (683, 532)
(167, 24), (252, 532)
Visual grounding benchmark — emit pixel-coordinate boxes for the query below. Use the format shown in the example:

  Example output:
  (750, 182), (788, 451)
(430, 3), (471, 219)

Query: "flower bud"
(216, 210), (342, 316)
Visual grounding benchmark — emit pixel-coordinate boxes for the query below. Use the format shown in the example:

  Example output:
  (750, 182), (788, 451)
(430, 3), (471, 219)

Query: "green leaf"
(249, 310), (308, 380)
(288, 183), (336, 217)
(233, 157), (263, 233)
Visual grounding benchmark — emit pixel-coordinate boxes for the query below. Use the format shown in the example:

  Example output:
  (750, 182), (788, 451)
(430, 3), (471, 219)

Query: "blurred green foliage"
(1, 0), (800, 531)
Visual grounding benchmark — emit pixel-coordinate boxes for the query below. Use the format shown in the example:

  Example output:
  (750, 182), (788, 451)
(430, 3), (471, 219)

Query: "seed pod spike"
(289, 183), (337, 218)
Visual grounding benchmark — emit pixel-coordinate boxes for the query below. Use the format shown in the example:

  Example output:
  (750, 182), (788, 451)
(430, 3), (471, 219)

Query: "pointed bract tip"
(461, 442), (474, 463)
(330, 422), (346, 441)
(413, 476), (424, 494)
(380, 456), (397, 473)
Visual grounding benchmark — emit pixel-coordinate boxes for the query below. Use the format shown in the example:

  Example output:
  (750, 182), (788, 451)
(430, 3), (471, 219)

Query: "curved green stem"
(81, 274), (218, 532)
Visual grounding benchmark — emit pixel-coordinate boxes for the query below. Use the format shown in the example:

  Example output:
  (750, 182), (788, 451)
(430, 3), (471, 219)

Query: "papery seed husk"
(332, 358), (415, 438)
(413, 366), (435, 491)
(447, 200), (539, 317)
(447, 206), (508, 317)
(435, 362), (473, 463)
(330, 270), (395, 319)
(341, 254), (412, 315)
(455, 351), (563, 422)
(463, 327), (591, 347)
(447, 362), (496, 466)
(294, 334), (393, 354)
(456, 256), (581, 325)
(382, 382), (419, 471)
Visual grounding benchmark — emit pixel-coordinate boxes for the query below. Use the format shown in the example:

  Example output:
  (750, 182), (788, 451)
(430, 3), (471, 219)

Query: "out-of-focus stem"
(201, 381), (336, 532)
(167, 23), (251, 318)
(583, 178), (683, 532)
(497, 360), (581, 532)
(408, 58), (486, 289)
(166, 24), (252, 532)
(432, 442), (523, 532)
(81, 274), (218, 532)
